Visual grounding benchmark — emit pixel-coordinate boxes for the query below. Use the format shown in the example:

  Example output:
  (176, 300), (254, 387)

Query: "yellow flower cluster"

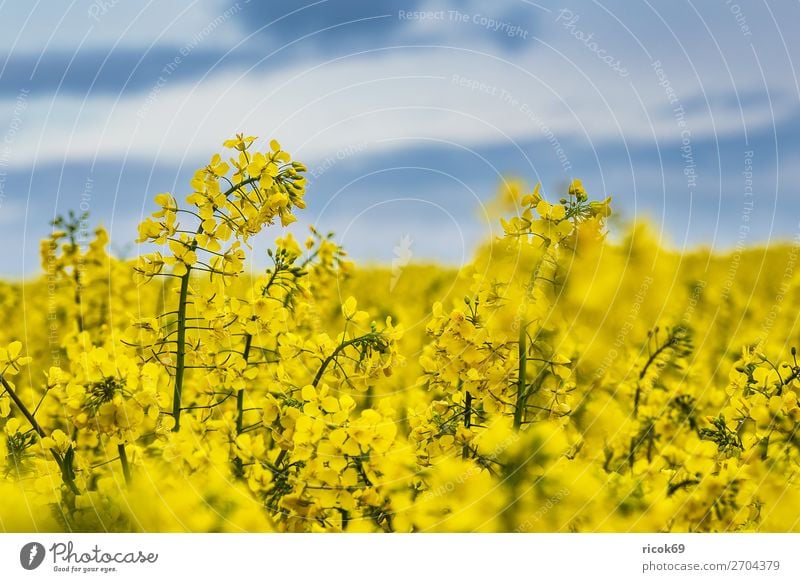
(2, 135), (800, 532)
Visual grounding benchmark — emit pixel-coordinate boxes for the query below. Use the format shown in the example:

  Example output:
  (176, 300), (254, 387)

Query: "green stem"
(117, 443), (131, 485)
(171, 269), (191, 432)
(514, 324), (527, 429)
(73, 269), (84, 333)
(513, 245), (555, 429)
(236, 334), (253, 436)
(68, 229), (85, 333)
(0, 375), (80, 495)
(169, 177), (263, 432)
(634, 331), (676, 418)
(312, 333), (381, 388)
(235, 390), (245, 435)
(632, 384), (643, 419)
(462, 390), (472, 459)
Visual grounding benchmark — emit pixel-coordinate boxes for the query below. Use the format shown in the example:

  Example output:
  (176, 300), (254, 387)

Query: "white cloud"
(1, 41), (793, 173)
(0, 0), (245, 55)
(1, 0), (796, 175)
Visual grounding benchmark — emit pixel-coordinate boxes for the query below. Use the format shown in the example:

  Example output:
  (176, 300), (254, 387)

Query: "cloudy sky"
(0, 0), (798, 276)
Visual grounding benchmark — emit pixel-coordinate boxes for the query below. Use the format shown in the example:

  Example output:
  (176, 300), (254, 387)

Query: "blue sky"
(0, 0), (798, 276)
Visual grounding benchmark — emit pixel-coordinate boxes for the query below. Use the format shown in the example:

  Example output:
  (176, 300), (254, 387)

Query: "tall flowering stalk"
(134, 135), (307, 432)
(413, 181), (612, 461)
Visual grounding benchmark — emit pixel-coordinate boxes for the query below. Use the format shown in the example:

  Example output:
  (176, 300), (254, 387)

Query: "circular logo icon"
(20, 542), (46, 570)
